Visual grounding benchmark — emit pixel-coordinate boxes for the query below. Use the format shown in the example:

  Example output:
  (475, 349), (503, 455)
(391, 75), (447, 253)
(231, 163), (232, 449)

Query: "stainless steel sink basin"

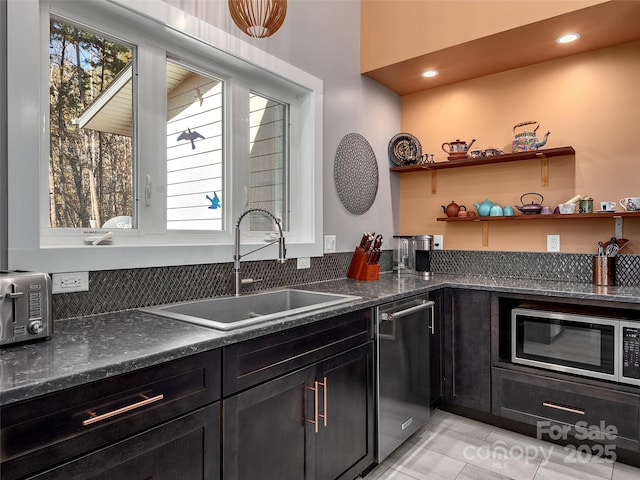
(140, 289), (361, 331)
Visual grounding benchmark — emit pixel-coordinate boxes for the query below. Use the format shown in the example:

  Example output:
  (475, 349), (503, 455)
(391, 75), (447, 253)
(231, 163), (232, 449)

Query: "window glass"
(166, 60), (224, 230)
(49, 18), (134, 229)
(248, 92), (288, 231)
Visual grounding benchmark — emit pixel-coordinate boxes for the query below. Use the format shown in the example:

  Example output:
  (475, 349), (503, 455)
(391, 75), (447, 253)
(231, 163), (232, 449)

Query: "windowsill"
(10, 241), (323, 273)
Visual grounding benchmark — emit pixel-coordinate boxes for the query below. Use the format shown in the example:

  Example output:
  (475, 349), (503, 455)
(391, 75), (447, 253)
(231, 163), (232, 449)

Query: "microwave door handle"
(385, 301), (434, 321)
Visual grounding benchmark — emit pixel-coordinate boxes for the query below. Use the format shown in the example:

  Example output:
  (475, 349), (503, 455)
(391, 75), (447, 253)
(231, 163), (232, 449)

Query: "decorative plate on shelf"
(388, 133), (422, 165)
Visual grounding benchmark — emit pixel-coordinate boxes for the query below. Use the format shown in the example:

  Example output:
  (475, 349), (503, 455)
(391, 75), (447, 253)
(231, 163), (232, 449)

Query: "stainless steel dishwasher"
(375, 294), (434, 462)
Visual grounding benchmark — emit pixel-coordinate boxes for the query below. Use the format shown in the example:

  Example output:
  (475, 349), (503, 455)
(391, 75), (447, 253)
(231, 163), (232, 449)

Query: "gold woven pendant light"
(228, 0), (287, 38)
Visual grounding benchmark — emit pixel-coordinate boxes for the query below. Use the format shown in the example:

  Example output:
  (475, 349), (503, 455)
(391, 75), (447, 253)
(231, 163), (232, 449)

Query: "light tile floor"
(363, 410), (640, 480)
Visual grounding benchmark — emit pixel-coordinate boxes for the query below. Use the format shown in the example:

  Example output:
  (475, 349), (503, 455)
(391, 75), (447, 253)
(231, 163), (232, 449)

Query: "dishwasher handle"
(382, 300), (434, 321)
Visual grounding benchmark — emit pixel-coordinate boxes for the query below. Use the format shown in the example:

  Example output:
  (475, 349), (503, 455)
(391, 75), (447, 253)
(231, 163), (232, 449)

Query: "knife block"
(347, 248), (380, 281)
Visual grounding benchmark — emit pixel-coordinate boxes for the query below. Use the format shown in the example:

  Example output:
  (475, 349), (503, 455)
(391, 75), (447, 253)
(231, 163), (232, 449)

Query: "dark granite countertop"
(2, 273), (640, 406)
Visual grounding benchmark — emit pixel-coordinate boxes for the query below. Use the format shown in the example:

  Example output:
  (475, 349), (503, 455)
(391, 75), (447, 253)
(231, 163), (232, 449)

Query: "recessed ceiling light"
(421, 70), (439, 78)
(556, 33), (581, 44)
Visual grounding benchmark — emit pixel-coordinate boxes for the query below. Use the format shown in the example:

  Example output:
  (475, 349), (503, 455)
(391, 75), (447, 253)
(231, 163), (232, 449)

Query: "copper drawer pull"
(306, 382), (320, 433)
(306, 377), (328, 433)
(83, 393), (164, 426)
(318, 377), (327, 428)
(542, 401), (585, 415)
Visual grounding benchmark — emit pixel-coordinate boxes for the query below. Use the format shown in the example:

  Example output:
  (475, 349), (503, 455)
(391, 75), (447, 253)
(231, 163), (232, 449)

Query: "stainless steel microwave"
(512, 307), (640, 387)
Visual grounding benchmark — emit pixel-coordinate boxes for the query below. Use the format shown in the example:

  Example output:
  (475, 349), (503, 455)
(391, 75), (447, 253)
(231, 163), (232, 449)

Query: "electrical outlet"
(297, 257), (311, 269)
(547, 235), (560, 252)
(433, 235), (444, 250)
(324, 235), (336, 253)
(52, 272), (89, 294)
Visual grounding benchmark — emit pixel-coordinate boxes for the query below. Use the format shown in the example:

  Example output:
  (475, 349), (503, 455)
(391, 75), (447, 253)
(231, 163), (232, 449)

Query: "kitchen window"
(6, 0), (322, 272)
(48, 18), (135, 230)
(165, 60), (225, 231)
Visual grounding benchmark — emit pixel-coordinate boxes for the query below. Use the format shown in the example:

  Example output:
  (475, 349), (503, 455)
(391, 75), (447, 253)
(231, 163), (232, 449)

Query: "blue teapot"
(473, 199), (494, 217)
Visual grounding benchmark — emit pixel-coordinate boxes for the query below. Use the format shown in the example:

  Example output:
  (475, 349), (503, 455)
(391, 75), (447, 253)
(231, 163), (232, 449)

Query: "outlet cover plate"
(433, 235), (444, 250)
(52, 272), (89, 294)
(297, 257), (311, 269)
(547, 235), (560, 252)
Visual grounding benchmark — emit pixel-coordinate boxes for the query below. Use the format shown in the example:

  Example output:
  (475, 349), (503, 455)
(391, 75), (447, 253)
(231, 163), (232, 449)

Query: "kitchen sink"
(140, 289), (361, 331)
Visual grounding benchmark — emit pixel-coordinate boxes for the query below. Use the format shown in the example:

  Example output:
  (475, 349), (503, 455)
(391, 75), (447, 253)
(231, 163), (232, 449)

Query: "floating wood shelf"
(438, 211), (640, 247)
(389, 146), (575, 172)
(436, 212), (640, 222)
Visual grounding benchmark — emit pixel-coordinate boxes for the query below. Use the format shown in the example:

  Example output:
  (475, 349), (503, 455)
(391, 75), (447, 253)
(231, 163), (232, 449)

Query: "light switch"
(324, 235), (336, 253)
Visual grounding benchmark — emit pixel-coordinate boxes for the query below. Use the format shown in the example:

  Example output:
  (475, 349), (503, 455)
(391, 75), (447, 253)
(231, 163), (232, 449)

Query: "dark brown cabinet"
(1, 350), (221, 480)
(315, 345), (373, 480)
(443, 288), (491, 412)
(223, 367), (310, 479)
(429, 288), (444, 408)
(223, 344), (373, 480)
(28, 403), (220, 480)
(222, 309), (374, 480)
(492, 367), (640, 453)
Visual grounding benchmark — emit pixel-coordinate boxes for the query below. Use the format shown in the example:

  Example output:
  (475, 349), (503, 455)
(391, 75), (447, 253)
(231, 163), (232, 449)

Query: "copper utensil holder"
(592, 256), (616, 286)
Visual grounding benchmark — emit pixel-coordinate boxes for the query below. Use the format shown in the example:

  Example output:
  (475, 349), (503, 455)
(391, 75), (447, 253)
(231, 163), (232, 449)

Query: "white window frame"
(7, 0), (323, 273)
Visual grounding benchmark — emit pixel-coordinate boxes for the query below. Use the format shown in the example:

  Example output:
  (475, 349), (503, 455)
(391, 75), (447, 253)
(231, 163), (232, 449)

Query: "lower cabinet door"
(29, 403), (220, 480)
(429, 289), (444, 408)
(223, 366), (315, 480)
(444, 288), (491, 412)
(315, 344), (374, 480)
(223, 343), (374, 480)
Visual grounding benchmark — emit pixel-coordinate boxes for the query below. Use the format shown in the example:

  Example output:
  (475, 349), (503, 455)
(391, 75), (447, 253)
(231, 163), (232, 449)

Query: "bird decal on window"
(193, 87), (204, 107)
(206, 192), (221, 209)
(177, 128), (205, 150)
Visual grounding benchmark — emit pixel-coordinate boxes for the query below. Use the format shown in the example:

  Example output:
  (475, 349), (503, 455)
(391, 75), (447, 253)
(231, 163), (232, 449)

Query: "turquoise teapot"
(473, 199), (494, 217)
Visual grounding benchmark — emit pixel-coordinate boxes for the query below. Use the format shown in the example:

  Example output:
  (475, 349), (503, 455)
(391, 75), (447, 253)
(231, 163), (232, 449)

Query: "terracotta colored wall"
(398, 40), (640, 254)
(361, 0), (603, 72)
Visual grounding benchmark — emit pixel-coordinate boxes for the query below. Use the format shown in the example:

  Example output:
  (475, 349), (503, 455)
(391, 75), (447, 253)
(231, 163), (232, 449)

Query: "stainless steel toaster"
(0, 271), (52, 346)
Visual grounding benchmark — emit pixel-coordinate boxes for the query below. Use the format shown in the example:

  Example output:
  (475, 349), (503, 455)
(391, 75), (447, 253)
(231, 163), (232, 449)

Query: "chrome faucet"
(233, 208), (286, 296)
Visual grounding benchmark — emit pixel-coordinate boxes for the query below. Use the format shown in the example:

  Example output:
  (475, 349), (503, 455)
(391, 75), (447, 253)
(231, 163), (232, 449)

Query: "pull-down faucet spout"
(233, 208), (286, 296)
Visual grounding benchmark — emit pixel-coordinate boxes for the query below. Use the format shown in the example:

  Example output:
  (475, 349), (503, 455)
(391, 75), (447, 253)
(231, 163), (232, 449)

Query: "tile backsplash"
(52, 250), (640, 320)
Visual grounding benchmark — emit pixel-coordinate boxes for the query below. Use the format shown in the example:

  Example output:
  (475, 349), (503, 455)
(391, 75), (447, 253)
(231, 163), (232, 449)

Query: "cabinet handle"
(306, 377), (328, 433)
(319, 377), (327, 428)
(542, 401), (585, 415)
(306, 382), (320, 433)
(82, 393), (164, 426)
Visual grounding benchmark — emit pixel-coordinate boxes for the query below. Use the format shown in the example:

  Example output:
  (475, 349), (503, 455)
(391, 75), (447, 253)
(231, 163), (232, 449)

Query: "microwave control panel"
(622, 325), (640, 381)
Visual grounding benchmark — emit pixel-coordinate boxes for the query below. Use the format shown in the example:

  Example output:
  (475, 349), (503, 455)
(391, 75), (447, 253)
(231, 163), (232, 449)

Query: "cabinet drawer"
(223, 309), (372, 395)
(29, 403), (220, 480)
(492, 367), (640, 448)
(1, 350), (220, 480)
